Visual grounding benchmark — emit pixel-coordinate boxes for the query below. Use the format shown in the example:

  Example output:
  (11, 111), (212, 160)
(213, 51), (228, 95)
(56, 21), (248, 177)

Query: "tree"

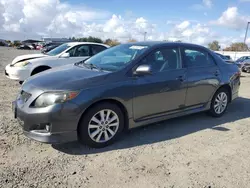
(104, 39), (120, 46)
(127, 39), (137, 43)
(74, 36), (103, 43)
(223, 42), (249, 51)
(208, 40), (221, 51)
(13, 40), (21, 47)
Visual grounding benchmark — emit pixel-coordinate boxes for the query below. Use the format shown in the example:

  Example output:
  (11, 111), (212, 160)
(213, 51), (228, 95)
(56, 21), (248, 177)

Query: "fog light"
(45, 124), (50, 132)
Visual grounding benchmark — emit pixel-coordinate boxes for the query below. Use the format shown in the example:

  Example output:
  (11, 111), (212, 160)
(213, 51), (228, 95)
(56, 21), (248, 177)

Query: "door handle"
(176, 76), (185, 82)
(214, 70), (219, 76)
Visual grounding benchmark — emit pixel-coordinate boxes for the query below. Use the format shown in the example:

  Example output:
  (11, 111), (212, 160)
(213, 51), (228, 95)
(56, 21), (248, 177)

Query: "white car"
(5, 42), (109, 82)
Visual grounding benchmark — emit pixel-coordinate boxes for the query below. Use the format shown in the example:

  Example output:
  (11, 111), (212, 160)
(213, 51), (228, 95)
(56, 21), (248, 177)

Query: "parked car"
(215, 53), (234, 63)
(235, 56), (250, 63)
(17, 44), (34, 50)
(5, 42), (109, 82)
(241, 59), (250, 73)
(13, 42), (241, 148)
(41, 44), (61, 53)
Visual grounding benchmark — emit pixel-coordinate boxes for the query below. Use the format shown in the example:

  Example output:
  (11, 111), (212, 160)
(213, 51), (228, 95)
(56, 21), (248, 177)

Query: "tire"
(209, 88), (229, 117)
(78, 102), (124, 148)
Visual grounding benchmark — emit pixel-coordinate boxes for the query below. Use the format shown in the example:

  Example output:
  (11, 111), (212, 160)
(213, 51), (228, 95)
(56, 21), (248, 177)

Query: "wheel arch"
(77, 98), (129, 132)
(215, 84), (232, 102)
(31, 65), (51, 76)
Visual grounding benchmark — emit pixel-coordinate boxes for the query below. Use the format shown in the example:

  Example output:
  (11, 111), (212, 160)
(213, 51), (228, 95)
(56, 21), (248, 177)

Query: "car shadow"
(52, 97), (250, 155)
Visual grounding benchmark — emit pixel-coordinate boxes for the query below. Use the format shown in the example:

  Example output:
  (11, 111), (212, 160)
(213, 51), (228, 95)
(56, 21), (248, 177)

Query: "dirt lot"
(0, 47), (250, 188)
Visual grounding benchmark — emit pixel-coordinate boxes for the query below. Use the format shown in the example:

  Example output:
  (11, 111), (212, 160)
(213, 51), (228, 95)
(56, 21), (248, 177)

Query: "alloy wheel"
(214, 92), (228, 114)
(88, 109), (119, 143)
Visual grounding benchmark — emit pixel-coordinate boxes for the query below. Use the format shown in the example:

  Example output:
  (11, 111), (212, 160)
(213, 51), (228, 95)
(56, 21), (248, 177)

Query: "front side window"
(67, 45), (90, 57)
(46, 43), (70, 56)
(140, 47), (180, 73)
(184, 48), (215, 67)
(80, 44), (149, 72)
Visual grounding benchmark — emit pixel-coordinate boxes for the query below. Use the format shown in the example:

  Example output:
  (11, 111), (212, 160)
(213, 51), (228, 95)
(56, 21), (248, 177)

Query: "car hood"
(24, 64), (110, 91)
(11, 54), (48, 65)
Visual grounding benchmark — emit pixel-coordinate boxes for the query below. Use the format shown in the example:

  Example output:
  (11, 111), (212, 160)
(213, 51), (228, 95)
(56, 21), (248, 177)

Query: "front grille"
(18, 90), (32, 103)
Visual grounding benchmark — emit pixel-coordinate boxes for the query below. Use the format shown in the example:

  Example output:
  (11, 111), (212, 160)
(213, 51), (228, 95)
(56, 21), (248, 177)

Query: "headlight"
(33, 91), (79, 108)
(14, 61), (31, 67)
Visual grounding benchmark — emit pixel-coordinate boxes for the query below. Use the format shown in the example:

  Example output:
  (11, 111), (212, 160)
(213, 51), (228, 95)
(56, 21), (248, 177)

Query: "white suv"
(5, 42), (109, 82)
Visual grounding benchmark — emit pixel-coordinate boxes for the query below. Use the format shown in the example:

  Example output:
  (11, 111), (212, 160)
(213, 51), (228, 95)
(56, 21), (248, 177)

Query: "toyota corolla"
(13, 42), (241, 148)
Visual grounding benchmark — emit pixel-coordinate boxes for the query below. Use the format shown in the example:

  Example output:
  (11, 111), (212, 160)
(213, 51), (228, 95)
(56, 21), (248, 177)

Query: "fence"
(215, 51), (250, 61)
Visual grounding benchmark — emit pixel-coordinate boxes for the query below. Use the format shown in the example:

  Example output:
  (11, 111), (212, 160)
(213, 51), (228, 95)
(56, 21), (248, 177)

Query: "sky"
(0, 0), (250, 48)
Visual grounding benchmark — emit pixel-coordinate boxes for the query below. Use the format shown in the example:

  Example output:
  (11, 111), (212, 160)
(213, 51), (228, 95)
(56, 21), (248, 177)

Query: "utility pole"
(244, 22), (250, 45)
(144, 32), (147, 41)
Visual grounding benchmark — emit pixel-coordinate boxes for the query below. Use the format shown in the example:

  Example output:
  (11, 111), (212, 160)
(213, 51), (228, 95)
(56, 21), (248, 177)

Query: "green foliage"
(223, 42), (249, 51)
(13, 40), (21, 47)
(104, 39), (120, 46)
(208, 41), (221, 51)
(70, 36), (103, 43)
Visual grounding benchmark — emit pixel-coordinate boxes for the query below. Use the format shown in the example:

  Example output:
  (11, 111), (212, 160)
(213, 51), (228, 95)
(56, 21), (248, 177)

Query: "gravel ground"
(1, 47), (250, 188)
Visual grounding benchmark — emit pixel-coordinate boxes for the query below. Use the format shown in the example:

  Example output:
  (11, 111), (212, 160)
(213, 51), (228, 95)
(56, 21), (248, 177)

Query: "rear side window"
(91, 45), (107, 55)
(67, 45), (90, 57)
(184, 48), (215, 68)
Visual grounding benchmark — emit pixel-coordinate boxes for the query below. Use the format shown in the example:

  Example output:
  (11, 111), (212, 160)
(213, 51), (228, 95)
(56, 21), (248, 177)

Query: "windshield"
(46, 43), (71, 56)
(81, 44), (149, 72)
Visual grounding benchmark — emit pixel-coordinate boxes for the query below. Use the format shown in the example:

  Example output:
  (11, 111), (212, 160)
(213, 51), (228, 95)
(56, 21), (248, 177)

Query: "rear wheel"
(209, 88), (229, 117)
(78, 102), (124, 148)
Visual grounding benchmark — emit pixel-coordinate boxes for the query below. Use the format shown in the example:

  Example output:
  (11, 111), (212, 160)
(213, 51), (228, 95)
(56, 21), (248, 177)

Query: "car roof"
(125, 41), (208, 49)
(66, 42), (110, 48)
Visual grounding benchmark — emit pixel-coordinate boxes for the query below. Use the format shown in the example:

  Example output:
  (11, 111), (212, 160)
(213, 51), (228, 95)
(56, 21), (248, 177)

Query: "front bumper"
(5, 64), (31, 81)
(13, 98), (81, 144)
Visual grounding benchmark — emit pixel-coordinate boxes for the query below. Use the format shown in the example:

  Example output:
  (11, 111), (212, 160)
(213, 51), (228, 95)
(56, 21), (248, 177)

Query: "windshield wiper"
(87, 63), (103, 72)
(75, 60), (103, 72)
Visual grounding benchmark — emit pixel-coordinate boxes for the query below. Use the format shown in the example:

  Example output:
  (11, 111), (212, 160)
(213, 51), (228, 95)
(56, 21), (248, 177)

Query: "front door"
(133, 46), (187, 121)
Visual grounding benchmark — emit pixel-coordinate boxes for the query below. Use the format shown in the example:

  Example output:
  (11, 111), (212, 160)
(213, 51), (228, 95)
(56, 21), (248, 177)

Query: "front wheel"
(78, 102), (124, 148)
(209, 88), (229, 117)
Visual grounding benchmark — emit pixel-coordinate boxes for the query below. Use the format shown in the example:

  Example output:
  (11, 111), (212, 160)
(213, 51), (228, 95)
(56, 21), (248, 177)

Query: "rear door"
(181, 46), (221, 107)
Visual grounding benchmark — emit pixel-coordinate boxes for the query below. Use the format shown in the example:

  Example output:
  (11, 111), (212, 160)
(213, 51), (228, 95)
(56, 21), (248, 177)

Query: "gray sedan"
(13, 42), (241, 148)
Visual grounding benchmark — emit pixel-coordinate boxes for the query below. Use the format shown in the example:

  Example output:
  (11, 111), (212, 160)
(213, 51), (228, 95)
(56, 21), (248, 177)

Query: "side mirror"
(134, 64), (152, 76)
(60, 53), (70, 58)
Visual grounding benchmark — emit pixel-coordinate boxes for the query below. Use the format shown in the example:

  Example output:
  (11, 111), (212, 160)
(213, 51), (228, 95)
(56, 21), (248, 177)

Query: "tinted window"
(184, 48), (215, 67)
(67, 45), (90, 57)
(141, 47), (180, 73)
(47, 43), (70, 56)
(92, 45), (107, 55)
